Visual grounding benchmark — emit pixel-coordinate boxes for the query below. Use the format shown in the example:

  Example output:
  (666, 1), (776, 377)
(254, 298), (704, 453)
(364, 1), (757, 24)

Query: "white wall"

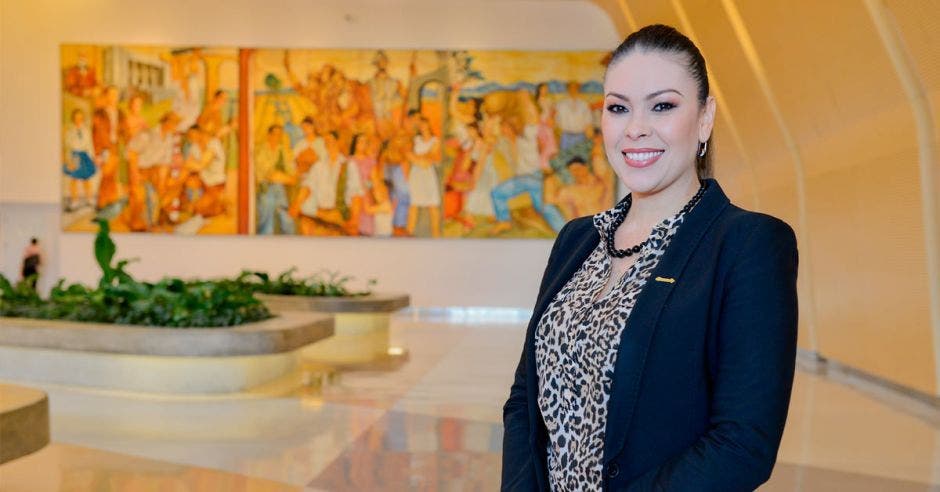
(0, 0), (620, 307)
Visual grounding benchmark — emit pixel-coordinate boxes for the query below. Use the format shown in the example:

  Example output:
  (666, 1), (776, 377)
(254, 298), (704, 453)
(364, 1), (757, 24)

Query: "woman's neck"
(626, 174), (701, 230)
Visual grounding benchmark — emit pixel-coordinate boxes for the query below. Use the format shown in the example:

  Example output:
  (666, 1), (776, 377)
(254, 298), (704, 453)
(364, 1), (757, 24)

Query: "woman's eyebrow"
(604, 88), (684, 101)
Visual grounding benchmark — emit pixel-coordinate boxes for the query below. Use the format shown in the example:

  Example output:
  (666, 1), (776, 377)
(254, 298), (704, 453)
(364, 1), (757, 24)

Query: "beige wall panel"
(883, 0), (940, 144)
(710, 128), (757, 209)
(749, 153), (799, 223)
(734, 1), (910, 167)
(610, 0), (937, 389)
(794, 270), (814, 349)
(807, 153), (934, 394)
(624, 0), (682, 29)
(710, 123), (743, 170)
(590, 0), (634, 36)
(680, 0), (795, 191)
(731, 0), (935, 391)
(756, 182), (814, 350)
(800, 103), (918, 180)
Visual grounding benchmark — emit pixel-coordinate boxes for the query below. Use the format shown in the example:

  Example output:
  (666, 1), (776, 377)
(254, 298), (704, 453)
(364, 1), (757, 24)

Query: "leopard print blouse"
(534, 197), (694, 490)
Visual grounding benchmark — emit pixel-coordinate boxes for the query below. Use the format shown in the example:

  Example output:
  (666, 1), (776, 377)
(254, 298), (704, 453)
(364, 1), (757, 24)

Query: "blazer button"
(607, 463), (620, 478)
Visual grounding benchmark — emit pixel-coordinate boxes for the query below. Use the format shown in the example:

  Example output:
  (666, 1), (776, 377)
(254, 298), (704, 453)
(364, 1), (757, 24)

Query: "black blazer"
(502, 179), (799, 491)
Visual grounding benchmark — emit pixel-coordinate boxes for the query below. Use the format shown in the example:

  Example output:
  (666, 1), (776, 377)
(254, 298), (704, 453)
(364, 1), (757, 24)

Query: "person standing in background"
(21, 238), (42, 289)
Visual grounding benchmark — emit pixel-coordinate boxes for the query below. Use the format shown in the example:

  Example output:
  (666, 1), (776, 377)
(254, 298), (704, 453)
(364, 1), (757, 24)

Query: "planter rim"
(0, 312), (334, 357)
(255, 292), (410, 313)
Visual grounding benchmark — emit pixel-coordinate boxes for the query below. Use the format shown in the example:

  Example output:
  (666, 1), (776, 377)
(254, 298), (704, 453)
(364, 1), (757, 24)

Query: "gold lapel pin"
(654, 277), (676, 283)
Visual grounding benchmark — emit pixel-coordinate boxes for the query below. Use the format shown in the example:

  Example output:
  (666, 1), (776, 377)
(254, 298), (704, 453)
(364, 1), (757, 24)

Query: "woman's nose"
(624, 114), (650, 139)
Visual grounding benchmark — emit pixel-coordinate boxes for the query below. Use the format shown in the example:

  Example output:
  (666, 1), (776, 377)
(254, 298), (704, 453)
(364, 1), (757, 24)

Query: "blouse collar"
(592, 184), (706, 245)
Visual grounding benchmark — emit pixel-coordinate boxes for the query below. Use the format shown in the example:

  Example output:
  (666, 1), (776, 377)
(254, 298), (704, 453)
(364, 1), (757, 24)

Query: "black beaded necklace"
(605, 181), (708, 258)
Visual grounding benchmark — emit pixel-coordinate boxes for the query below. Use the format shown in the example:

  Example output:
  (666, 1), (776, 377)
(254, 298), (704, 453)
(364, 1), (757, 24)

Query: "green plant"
(94, 219), (136, 288)
(0, 275), (42, 307)
(235, 267), (376, 297)
(0, 220), (271, 327)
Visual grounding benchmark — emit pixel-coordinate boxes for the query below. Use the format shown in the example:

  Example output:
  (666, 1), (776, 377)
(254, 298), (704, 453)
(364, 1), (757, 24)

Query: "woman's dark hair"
(608, 24), (713, 178)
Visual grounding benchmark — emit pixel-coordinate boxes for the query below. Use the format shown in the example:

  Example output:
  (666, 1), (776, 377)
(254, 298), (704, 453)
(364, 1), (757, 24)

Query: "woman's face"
(601, 50), (715, 196)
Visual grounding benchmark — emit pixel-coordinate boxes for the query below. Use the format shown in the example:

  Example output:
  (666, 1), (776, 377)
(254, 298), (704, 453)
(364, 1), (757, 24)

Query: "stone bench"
(0, 313), (333, 394)
(0, 383), (49, 464)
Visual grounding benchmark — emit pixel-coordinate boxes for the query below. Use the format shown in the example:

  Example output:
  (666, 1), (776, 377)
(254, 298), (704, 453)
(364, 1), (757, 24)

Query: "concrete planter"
(0, 313), (333, 394)
(255, 293), (410, 367)
(254, 293), (410, 314)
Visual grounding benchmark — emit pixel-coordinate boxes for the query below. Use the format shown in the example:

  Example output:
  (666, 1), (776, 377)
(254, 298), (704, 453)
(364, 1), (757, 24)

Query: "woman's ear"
(699, 95), (717, 142)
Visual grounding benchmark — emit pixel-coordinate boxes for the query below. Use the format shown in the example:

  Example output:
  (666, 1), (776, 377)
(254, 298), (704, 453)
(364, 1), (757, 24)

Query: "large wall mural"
(61, 45), (612, 238)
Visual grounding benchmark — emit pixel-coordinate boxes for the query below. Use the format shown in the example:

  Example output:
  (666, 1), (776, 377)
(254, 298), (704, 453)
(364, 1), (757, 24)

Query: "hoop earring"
(698, 140), (708, 158)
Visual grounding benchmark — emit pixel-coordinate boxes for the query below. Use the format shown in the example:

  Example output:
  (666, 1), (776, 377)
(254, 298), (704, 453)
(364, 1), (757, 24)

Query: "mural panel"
(249, 48), (612, 238)
(60, 45), (241, 234)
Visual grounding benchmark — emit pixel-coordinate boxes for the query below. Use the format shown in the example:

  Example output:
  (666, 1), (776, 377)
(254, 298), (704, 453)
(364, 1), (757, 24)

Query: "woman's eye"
(652, 102), (676, 112)
(606, 104), (628, 114)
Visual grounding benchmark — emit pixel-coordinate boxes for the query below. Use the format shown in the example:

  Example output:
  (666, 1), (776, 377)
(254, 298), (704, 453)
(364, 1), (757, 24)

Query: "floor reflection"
(1, 314), (940, 490)
(763, 463), (940, 491)
(309, 411), (502, 491)
(0, 443), (301, 492)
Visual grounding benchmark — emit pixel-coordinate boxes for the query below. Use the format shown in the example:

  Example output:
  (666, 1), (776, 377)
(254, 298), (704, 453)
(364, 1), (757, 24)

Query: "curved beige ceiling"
(591, 0), (940, 396)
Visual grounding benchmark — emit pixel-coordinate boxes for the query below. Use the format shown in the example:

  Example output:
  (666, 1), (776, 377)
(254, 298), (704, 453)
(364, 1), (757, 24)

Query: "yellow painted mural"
(250, 48), (613, 238)
(60, 45), (240, 235)
(59, 45), (612, 239)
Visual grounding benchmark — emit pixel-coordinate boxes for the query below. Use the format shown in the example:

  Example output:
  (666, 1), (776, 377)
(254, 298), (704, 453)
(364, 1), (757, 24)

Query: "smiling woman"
(502, 24), (799, 491)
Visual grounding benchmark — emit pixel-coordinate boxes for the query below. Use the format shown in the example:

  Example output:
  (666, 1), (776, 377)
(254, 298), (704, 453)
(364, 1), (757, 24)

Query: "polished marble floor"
(2, 314), (940, 491)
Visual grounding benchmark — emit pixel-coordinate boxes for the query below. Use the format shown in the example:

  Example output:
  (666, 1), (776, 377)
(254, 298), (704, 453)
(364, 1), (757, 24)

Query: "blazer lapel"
(526, 222), (600, 442)
(602, 179), (731, 463)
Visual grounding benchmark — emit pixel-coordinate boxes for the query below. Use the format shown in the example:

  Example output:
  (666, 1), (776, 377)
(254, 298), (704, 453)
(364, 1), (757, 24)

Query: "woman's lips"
(622, 149), (664, 168)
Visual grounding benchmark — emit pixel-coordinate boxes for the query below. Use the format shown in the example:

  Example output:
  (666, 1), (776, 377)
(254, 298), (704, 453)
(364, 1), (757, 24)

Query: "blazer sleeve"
(501, 220), (572, 491)
(626, 216), (799, 492)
